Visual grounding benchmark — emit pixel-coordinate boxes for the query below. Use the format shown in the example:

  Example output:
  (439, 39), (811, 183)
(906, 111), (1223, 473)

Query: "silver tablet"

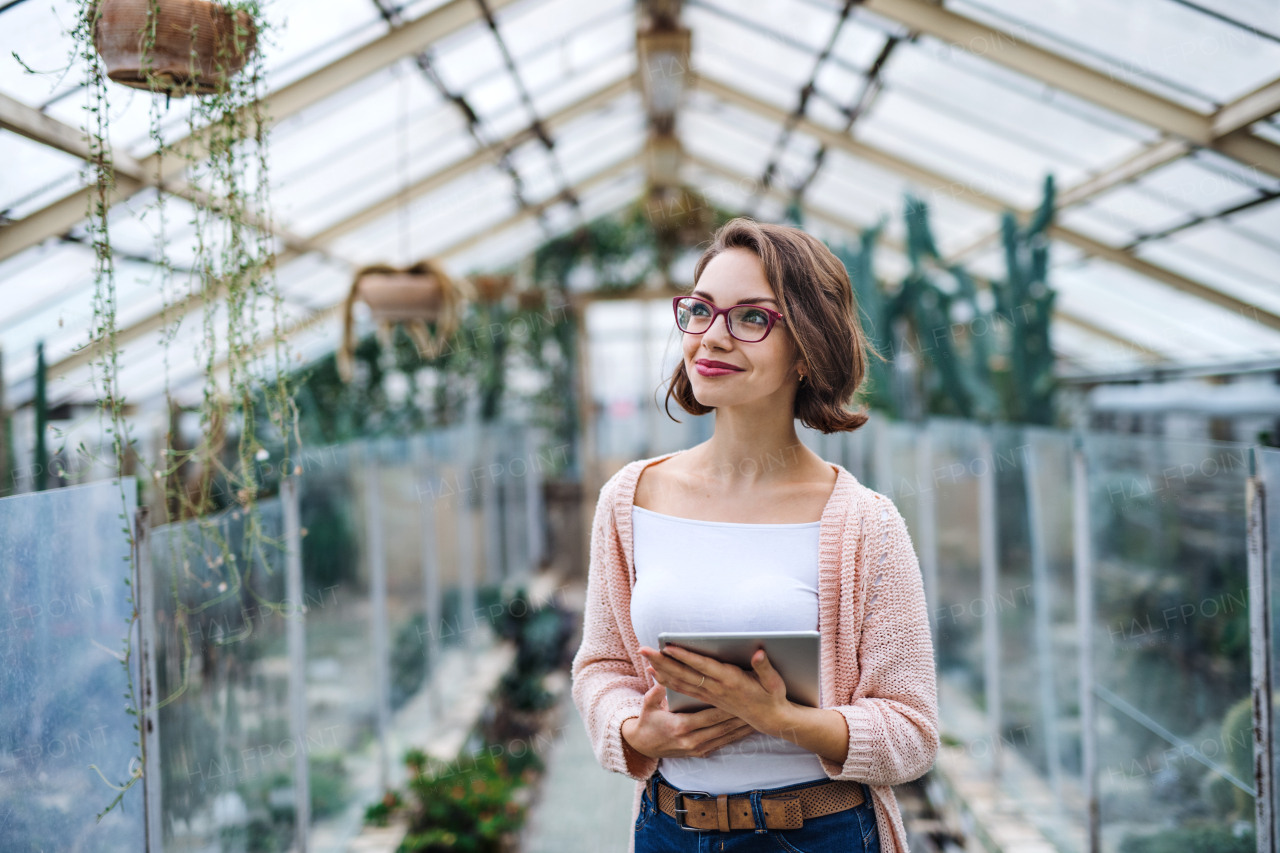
(656, 630), (821, 713)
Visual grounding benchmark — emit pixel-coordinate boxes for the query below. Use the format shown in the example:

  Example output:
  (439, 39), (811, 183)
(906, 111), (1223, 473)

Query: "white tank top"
(629, 504), (828, 794)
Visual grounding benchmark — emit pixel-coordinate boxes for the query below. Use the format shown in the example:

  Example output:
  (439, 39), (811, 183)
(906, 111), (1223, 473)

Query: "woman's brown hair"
(664, 217), (870, 433)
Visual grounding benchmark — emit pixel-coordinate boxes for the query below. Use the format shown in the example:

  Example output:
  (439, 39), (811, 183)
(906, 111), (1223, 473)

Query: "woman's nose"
(702, 312), (733, 347)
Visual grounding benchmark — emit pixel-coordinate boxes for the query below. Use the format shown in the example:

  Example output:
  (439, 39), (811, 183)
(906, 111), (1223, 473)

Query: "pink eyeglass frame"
(671, 295), (786, 343)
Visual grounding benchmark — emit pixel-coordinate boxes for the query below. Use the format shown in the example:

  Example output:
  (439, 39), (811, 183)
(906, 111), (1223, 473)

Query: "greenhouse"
(1, 0), (1279, 851)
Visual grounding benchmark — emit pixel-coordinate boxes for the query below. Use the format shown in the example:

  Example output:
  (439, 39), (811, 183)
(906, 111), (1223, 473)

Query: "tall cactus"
(831, 224), (895, 414)
(992, 174), (1056, 425)
(895, 195), (999, 421)
(831, 175), (1057, 425)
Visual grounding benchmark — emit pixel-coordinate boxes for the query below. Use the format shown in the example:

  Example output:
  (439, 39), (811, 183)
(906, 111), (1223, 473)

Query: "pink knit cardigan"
(570, 450), (939, 853)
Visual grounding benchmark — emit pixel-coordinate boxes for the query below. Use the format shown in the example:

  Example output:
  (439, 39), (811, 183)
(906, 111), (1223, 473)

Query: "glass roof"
(2, 0), (1279, 412)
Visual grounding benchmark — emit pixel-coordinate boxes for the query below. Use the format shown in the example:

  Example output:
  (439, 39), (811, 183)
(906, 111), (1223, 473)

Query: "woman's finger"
(749, 650), (787, 694)
(663, 644), (736, 681)
(699, 717), (753, 742)
(694, 724), (756, 757)
(644, 648), (707, 685)
(662, 671), (713, 700)
(681, 706), (738, 729)
(641, 680), (665, 712)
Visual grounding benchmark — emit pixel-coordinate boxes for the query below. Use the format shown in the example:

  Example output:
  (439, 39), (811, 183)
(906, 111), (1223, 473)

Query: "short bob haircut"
(665, 217), (870, 433)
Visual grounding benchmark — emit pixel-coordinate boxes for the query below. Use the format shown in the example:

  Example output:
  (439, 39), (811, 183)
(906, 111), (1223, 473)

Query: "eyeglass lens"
(675, 298), (772, 342)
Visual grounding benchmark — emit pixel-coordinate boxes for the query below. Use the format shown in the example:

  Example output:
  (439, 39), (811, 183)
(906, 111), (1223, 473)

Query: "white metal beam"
(300, 74), (636, 250)
(947, 75), (1280, 262)
(860, 0), (1280, 176)
(695, 73), (1280, 333)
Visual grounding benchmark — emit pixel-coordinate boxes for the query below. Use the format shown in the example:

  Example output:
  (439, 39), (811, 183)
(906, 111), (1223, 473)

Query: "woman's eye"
(739, 309), (767, 325)
(691, 302), (711, 316)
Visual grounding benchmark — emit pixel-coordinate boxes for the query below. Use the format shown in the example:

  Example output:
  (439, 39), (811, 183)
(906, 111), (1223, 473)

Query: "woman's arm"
(641, 498), (939, 786)
(822, 499), (938, 785)
(570, 478), (657, 781)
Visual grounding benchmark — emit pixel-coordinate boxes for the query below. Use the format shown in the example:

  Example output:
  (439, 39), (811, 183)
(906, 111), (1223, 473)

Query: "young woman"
(571, 218), (938, 853)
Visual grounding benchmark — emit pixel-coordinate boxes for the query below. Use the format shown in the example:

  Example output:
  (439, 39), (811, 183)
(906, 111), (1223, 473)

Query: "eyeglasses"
(671, 296), (785, 343)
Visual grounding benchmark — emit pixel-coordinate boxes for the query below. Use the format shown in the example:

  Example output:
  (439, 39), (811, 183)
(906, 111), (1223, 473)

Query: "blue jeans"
(634, 771), (880, 853)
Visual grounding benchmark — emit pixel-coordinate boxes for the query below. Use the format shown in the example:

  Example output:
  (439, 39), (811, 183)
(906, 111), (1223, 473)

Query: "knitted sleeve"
(569, 473), (658, 782)
(819, 497), (939, 786)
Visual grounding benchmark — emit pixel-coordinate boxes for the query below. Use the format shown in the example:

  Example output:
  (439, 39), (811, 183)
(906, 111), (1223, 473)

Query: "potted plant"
(92, 0), (257, 95)
(338, 260), (467, 381)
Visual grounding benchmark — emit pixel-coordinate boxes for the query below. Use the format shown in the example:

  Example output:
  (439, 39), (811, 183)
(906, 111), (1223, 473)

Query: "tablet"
(656, 630), (821, 713)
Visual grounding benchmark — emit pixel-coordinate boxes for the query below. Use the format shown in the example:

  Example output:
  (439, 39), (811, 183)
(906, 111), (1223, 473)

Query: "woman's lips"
(695, 361), (744, 377)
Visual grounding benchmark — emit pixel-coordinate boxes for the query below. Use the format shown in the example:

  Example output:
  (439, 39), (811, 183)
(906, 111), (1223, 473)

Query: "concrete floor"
(521, 690), (638, 853)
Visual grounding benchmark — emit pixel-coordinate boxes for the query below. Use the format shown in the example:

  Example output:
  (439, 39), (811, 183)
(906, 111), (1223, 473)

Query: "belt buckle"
(673, 790), (712, 831)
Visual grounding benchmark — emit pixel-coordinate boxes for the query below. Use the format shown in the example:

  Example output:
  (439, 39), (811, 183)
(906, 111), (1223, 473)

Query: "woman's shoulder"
(836, 471), (904, 526)
(593, 453), (680, 516)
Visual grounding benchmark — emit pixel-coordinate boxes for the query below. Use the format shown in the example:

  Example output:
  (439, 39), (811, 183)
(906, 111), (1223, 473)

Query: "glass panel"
(149, 497), (298, 852)
(1086, 433), (1252, 853)
(927, 418), (988, 722)
(1259, 446), (1280, 849)
(950, 0), (1280, 107)
(0, 479), (143, 851)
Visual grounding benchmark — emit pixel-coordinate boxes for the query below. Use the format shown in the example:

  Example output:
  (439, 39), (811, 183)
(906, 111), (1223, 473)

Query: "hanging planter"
(472, 273), (513, 304)
(93, 0), (257, 96)
(338, 260), (467, 382)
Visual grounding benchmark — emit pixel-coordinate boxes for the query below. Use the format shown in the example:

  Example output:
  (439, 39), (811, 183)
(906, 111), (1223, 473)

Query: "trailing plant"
(52, 0), (298, 825)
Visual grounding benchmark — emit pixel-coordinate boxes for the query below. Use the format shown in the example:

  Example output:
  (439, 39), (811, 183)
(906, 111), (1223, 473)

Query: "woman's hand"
(640, 644), (851, 764)
(620, 682), (756, 760)
(640, 645), (791, 736)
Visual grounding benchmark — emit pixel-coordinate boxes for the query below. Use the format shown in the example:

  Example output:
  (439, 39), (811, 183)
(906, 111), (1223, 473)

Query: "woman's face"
(680, 247), (801, 409)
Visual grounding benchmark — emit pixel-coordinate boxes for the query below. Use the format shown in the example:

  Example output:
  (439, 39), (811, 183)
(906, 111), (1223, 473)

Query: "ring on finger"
(697, 674), (706, 688)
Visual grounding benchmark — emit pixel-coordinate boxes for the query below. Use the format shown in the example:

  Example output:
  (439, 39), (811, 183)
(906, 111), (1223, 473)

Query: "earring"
(799, 374), (806, 384)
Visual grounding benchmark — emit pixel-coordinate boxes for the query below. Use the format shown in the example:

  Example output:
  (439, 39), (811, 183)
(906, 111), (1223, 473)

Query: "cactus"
(992, 174), (1056, 425)
(832, 175), (1057, 425)
(831, 223), (895, 414)
(896, 195), (999, 421)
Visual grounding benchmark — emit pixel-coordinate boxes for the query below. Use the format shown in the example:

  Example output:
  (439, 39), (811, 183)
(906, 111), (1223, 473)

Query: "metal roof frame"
(2, 0), (1279, 407)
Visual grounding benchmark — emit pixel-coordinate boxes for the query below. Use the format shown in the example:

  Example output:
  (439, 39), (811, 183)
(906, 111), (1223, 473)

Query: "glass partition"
(0, 479), (144, 851)
(5, 413), (1264, 853)
(1087, 435), (1253, 853)
(1255, 447), (1280, 853)
(148, 495), (298, 852)
(590, 410), (1259, 853)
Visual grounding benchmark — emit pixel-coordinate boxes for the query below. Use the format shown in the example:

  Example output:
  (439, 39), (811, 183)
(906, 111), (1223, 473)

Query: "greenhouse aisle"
(522, 690), (637, 853)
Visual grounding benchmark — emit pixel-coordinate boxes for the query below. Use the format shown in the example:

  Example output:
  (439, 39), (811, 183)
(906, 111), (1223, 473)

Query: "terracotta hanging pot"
(516, 289), (546, 313)
(357, 270), (446, 321)
(472, 274), (513, 304)
(93, 0), (257, 96)
(338, 260), (467, 382)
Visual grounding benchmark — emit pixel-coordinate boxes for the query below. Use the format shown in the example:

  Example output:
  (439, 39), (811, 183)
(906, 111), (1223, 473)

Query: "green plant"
(309, 755), (350, 819)
(831, 224), (892, 414)
(1120, 824), (1254, 853)
(51, 0), (297, 824)
(365, 789), (403, 827)
(395, 747), (534, 853)
(1206, 696), (1257, 820)
(491, 592), (572, 714)
(829, 175), (1058, 425)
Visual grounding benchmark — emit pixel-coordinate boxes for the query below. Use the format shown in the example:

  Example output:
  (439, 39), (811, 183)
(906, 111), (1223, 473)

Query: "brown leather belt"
(654, 776), (865, 832)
